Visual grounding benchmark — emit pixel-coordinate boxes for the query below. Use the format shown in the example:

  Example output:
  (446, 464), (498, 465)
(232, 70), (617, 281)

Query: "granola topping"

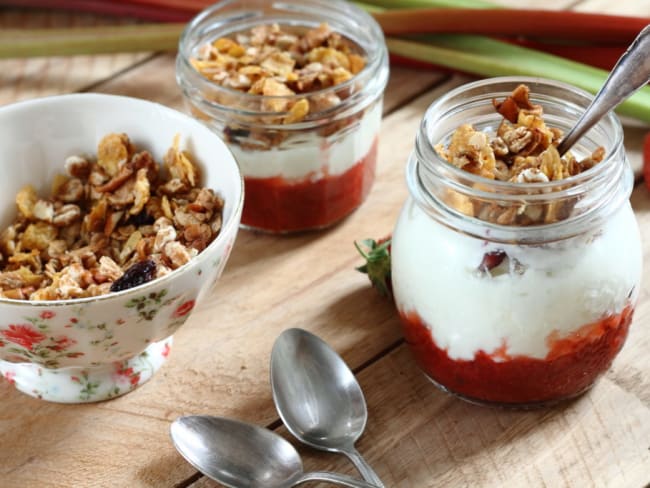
(191, 22), (367, 140)
(0, 133), (224, 301)
(435, 84), (605, 226)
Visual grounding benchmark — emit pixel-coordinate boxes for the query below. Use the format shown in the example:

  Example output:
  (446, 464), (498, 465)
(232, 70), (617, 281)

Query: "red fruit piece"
(479, 251), (507, 273)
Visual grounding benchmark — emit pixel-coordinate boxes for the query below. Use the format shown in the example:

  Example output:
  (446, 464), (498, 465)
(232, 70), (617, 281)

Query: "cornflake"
(0, 133), (224, 301)
(435, 84), (605, 225)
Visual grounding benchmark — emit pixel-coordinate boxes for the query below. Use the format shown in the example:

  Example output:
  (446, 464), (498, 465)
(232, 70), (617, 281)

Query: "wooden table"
(1, 2), (650, 487)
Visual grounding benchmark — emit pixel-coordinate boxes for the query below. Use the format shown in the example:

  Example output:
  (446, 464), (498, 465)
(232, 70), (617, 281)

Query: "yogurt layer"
(231, 101), (382, 180)
(392, 199), (642, 360)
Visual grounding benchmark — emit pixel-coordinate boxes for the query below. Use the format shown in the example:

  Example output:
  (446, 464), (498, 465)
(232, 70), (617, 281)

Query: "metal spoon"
(170, 415), (379, 488)
(270, 328), (384, 487)
(557, 24), (650, 155)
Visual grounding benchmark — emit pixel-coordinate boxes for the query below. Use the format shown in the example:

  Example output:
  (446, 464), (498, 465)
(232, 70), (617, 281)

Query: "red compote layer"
(241, 138), (378, 233)
(399, 305), (634, 406)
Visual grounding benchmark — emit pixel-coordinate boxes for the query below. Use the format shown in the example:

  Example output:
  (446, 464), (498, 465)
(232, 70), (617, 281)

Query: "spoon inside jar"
(271, 328), (384, 488)
(556, 24), (650, 155)
(170, 415), (379, 488)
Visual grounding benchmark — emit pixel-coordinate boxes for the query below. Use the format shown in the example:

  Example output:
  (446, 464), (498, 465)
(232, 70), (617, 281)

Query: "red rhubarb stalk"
(373, 8), (649, 44)
(0, 0), (196, 22)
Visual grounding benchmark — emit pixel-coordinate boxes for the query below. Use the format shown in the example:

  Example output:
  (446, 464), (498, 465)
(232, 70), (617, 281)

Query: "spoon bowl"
(170, 415), (379, 488)
(271, 328), (384, 487)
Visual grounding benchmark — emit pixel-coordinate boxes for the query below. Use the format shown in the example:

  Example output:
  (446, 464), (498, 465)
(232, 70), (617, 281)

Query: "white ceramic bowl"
(0, 94), (243, 403)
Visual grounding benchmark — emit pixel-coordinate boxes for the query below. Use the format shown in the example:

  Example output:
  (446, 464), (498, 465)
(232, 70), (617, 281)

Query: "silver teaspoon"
(557, 24), (650, 155)
(270, 328), (384, 488)
(170, 415), (379, 488)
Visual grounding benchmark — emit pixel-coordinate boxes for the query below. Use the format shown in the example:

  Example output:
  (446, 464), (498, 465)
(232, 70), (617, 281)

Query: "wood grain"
(1, 1), (650, 487)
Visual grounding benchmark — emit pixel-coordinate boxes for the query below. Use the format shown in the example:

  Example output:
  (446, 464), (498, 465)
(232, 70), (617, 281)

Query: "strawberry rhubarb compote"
(392, 79), (642, 407)
(177, 0), (389, 233)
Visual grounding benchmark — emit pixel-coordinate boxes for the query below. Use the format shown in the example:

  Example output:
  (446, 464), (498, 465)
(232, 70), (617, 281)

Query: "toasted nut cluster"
(0, 134), (224, 300)
(435, 85), (605, 225)
(192, 23), (366, 123)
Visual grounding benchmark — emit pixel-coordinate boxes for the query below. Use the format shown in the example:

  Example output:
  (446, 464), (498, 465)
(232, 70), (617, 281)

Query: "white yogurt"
(391, 198), (642, 360)
(230, 101), (382, 180)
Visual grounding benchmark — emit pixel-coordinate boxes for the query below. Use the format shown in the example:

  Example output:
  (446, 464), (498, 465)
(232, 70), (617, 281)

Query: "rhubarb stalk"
(386, 36), (650, 123)
(0, 23), (184, 58)
(373, 8), (649, 44)
(0, 0), (196, 22)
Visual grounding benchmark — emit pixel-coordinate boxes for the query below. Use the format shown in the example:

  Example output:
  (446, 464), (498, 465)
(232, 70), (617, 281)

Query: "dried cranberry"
(110, 259), (156, 292)
(478, 251), (507, 273)
(127, 210), (155, 227)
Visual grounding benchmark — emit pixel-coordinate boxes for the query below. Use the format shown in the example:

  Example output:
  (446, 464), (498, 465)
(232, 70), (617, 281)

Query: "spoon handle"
(341, 447), (385, 488)
(557, 24), (650, 155)
(293, 471), (379, 488)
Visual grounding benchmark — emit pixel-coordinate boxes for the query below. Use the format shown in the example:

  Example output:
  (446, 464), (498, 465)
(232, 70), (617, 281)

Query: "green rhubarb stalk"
(387, 36), (650, 123)
(0, 23), (184, 59)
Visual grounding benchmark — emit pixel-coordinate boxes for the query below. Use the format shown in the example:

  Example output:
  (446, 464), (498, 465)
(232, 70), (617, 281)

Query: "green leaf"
(354, 238), (392, 297)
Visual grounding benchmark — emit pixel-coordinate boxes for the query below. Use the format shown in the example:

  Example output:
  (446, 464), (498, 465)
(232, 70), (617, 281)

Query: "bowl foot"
(0, 337), (173, 403)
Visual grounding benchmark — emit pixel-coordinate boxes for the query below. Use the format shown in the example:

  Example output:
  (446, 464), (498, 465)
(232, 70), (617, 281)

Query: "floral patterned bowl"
(0, 94), (243, 403)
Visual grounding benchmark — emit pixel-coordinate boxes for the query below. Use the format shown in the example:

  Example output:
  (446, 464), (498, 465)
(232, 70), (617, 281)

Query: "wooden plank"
(191, 344), (650, 488)
(0, 9), (151, 105)
(0, 398), (197, 486)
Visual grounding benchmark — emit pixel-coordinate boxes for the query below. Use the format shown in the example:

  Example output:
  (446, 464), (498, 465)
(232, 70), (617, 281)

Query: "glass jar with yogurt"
(392, 77), (642, 407)
(176, 0), (389, 233)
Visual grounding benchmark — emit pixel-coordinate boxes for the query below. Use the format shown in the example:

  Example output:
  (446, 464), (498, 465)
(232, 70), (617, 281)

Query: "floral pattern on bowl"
(0, 337), (172, 403)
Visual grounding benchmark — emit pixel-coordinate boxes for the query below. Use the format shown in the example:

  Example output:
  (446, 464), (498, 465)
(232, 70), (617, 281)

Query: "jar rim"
(176, 0), (388, 115)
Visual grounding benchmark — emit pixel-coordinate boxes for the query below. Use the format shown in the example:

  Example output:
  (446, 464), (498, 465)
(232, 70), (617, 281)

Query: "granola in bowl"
(177, 0), (389, 233)
(0, 133), (224, 301)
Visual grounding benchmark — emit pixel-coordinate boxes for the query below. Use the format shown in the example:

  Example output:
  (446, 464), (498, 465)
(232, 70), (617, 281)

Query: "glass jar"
(176, 0), (389, 233)
(392, 77), (642, 408)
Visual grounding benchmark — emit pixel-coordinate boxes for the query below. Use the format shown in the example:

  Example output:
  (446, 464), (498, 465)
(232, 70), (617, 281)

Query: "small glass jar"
(176, 0), (389, 233)
(392, 77), (642, 408)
